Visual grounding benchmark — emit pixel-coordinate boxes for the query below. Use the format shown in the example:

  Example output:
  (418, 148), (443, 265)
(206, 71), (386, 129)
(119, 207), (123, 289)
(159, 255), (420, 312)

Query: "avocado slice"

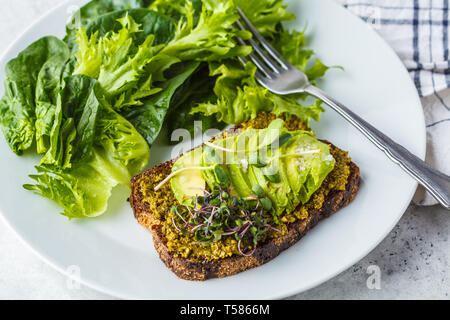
(284, 133), (336, 204)
(170, 119), (336, 216)
(227, 134), (254, 198)
(171, 147), (205, 206)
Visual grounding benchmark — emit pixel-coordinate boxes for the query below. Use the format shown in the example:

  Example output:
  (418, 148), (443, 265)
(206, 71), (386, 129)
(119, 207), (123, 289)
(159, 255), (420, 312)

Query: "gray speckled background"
(290, 204), (449, 300)
(0, 0), (448, 300)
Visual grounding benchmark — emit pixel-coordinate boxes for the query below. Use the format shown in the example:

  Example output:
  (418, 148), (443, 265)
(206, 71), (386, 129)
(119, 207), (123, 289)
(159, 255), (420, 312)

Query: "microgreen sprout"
(170, 186), (280, 256)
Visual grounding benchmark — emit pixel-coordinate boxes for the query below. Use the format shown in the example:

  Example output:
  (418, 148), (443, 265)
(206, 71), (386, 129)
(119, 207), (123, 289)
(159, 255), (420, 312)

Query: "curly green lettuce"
(160, 0), (251, 61)
(235, 0), (295, 38)
(74, 13), (177, 109)
(191, 60), (325, 126)
(274, 29), (330, 82)
(172, 0), (330, 129)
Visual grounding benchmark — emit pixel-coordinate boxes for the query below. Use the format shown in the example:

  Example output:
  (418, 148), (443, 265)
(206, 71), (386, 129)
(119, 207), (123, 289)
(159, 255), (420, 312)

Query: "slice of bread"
(130, 115), (360, 281)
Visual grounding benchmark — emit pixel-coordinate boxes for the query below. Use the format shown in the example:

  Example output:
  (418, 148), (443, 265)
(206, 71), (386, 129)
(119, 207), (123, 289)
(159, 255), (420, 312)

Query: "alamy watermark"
(66, 265), (81, 290)
(168, 122), (317, 176)
(66, 5), (81, 31)
(366, 265), (381, 290)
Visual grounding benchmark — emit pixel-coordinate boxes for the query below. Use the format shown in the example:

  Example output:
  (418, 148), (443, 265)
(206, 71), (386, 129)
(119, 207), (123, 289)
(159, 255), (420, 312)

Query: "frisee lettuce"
(74, 13), (176, 109)
(191, 60), (325, 126)
(173, 0), (330, 129)
(234, 0), (295, 38)
(160, 0), (252, 61)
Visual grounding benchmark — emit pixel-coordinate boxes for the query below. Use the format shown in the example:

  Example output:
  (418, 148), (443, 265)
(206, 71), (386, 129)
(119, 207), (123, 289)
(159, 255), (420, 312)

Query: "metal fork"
(236, 8), (450, 210)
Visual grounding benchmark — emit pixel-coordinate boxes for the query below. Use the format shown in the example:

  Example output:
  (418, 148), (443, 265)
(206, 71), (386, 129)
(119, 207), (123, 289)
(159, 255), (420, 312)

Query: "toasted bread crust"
(130, 143), (360, 281)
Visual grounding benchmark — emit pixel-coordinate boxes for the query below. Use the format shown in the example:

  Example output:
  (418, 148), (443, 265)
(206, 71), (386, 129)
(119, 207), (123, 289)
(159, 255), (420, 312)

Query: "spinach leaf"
(35, 43), (71, 154)
(60, 75), (101, 162)
(167, 103), (225, 145)
(166, 64), (224, 143)
(123, 61), (200, 145)
(0, 36), (69, 155)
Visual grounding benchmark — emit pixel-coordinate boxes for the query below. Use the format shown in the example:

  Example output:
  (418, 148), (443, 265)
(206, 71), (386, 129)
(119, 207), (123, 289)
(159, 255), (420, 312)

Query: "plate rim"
(0, 0), (426, 300)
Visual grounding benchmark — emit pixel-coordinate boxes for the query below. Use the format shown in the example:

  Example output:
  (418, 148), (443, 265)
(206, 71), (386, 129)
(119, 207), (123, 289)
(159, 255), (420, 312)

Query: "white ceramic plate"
(0, 0), (426, 299)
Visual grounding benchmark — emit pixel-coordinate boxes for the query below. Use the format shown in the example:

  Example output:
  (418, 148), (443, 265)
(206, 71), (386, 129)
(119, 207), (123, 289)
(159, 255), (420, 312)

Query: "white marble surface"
(0, 0), (448, 300)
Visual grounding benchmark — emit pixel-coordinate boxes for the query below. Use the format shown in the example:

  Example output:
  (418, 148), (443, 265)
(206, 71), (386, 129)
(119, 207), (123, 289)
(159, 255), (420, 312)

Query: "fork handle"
(305, 85), (450, 210)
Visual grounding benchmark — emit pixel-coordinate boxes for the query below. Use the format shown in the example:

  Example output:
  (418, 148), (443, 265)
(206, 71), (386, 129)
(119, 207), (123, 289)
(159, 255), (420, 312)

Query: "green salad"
(0, 0), (329, 219)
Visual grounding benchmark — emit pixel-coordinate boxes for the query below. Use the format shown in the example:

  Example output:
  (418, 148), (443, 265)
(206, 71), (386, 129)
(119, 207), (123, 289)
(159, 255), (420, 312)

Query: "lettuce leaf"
(160, 0), (252, 61)
(24, 89), (150, 218)
(123, 61), (200, 145)
(191, 60), (324, 125)
(24, 164), (114, 219)
(274, 29), (330, 83)
(165, 64), (225, 141)
(24, 72), (149, 218)
(163, 0), (328, 130)
(235, 0), (295, 38)
(94, 99), (150, 184)
(74, 13), (179, 110)
(191, 61), (271, 124)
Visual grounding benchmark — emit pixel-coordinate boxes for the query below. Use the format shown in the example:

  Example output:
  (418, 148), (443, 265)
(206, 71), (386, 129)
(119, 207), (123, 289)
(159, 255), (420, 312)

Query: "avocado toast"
(130, 112), (360, 281)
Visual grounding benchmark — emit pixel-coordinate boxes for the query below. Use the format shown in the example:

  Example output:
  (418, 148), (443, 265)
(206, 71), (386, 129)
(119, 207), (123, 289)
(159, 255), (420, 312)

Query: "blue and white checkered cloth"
(337, 0), (450, 206)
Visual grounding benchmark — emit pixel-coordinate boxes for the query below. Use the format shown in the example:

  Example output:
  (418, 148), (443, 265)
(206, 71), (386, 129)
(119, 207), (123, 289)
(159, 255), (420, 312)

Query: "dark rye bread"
(130, 135), (361, 281)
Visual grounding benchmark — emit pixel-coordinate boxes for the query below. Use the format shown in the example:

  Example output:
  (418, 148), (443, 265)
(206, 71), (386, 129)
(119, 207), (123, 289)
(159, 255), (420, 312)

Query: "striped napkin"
(336, 0), (450, 206)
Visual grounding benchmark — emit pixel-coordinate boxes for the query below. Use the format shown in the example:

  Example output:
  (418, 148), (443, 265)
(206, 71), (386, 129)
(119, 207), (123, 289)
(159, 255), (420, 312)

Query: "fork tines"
(235, 8), (290, 79)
